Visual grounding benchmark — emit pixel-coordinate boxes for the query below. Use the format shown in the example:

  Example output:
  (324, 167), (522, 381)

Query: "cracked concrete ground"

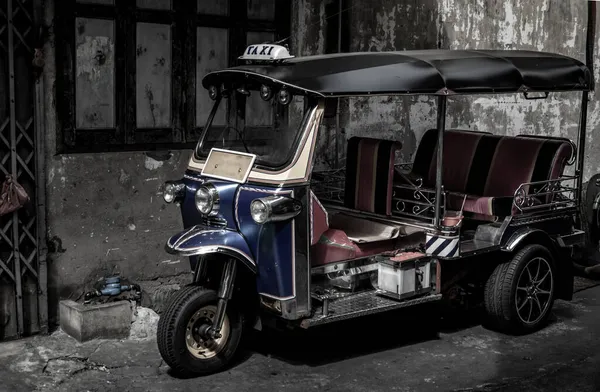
(1, 282), (600, 392)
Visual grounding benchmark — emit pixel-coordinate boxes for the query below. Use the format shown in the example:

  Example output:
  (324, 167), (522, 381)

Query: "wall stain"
(144, 84), (157, 127)
(47, 236), (67, 254)
(136, 45), (148, 57)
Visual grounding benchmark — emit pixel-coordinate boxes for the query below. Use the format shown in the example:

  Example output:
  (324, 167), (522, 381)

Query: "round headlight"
(163, 181), (185, 204)
(278, 88), (291, 105)
(260, 84), (273, 101)
(208, 85), (218, 100)
(195, 184), (219, 216)
(164, 183), (176, 203)
(250, 199), (270, 224)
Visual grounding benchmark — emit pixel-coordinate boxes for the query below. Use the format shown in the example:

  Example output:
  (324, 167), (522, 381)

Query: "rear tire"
(484, 244), (556, 334)
(157, 286), (243, 376)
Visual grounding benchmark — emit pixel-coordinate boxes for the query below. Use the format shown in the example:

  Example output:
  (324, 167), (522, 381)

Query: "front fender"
(165, 225), (256, 273)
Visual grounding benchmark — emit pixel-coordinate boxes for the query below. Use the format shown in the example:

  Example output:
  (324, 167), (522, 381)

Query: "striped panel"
(530, 140), (562, 183)
(483, 137), (544, 197)
(426, 234), (460, 258)
(465, 134), (502, 195)
(376, 140), (397, 216)
(354, 139), (378, 212)
(344, 137), (401, 215)
(344, 137), (361, 211)
(412, 129), (439, 180)
(427, 130), (484, 192)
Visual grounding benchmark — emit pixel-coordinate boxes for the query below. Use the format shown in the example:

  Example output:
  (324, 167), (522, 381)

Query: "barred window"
(55, 0), (290, 152)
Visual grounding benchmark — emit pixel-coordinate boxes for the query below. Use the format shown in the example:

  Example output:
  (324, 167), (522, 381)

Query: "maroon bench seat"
(397, 129), (574, 218)
(311, 137), (403, 266)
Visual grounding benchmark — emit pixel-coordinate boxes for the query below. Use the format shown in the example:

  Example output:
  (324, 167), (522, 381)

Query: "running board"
(299, 291), (442, 328)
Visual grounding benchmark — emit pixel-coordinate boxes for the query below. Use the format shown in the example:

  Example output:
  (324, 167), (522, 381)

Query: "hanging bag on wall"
(0, 175), (30, 216)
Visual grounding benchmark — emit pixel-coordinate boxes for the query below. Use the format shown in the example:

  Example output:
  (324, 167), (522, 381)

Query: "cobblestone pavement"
(1, 281), (600, 392)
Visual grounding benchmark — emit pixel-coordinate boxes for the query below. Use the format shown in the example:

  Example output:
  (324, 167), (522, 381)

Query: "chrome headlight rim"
(195, 183), (220, 216)
(250, 199), (271, 224)
(163, 181), (186, 204)
(250, 195), (302, 224)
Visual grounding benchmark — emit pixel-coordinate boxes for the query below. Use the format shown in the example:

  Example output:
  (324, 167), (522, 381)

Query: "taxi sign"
(239, 44), (295, 61)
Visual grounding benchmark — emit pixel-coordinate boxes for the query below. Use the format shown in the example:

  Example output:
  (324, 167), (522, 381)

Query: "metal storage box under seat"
(376, 254), (436, 300)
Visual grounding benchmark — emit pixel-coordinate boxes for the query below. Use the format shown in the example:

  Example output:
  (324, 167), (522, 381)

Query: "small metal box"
(377, 254), (434, 300)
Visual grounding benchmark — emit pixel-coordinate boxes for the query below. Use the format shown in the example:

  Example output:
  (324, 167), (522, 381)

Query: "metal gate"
(0, 0), (47, 340)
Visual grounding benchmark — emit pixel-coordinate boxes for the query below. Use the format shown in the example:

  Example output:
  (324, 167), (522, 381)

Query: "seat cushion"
(329, 213), (402, 243)
(448, 192), (514, 216)
(312, 229), (356, 266)
(312, 229), (398, 266)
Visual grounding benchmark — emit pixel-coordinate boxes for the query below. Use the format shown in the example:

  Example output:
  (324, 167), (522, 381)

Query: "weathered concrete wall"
(303, 0), (600, 181)
(42, 1), (192, 325)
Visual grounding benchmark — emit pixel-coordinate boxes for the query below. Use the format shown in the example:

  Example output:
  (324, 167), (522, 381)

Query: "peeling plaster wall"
(44, 152), (192, 318)
(309, 0), (600, 180)
(291, 0), (327, 57)
(42, 0), (192, 324)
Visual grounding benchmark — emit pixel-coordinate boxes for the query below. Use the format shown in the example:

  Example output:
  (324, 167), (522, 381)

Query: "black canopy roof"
(202, 50), (591, 96)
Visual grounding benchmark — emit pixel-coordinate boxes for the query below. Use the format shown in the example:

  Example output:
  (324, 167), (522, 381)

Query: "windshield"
(195, 89), (313, 170)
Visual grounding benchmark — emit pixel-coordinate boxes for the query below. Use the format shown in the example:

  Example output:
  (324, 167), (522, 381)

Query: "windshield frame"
(194, 93), (318, 172)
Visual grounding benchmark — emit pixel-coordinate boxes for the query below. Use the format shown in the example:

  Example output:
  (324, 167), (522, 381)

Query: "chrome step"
(300, 291), (442, 328)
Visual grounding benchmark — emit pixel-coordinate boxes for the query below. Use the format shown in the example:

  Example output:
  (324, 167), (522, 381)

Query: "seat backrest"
(411, 129), (574, 201)
(483, 137), (544, 197)
(516, 135), (574, 183)
(483, 136), (573, 198)
(426, 130), (487, 193)
(411, 129), (489, 193)
(344, 137), (402, 215)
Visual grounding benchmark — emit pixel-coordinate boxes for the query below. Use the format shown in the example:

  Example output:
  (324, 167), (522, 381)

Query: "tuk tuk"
(156, 43), (593, 376)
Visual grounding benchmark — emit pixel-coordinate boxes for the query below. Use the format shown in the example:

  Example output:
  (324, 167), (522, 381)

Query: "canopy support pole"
(334, 0), (343, 169)
(434, 96), (447, 229)
(576, 90), (589, 210)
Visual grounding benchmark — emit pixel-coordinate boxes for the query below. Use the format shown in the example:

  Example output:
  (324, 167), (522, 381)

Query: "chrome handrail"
(392, 183), (445, 223)
(513, 175), (578, 212)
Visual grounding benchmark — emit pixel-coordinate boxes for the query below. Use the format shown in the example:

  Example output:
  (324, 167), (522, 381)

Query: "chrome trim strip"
(165, 243), (257, 273)
(502, 228), (545, 252)
(311, 256), (377, 276)
(556, 230), (585, 247)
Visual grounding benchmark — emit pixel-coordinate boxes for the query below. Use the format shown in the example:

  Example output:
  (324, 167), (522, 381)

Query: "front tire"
(157, 286), (243, 376)
(484, 244), (556, 334)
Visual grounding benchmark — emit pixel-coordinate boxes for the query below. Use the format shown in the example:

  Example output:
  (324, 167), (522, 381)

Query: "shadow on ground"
(240, 302), (483, 368)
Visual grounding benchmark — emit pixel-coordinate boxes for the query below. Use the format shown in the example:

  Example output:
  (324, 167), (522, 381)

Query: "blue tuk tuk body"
(171, 174), (304, 304)
(156, 43), (592, 376)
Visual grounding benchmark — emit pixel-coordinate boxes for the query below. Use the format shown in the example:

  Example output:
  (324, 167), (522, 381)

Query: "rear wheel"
(484, 244), (556, 334)
(157, 286), (243, 376)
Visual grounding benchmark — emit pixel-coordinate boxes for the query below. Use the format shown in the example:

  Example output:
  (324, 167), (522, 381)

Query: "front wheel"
(157, 286), (243, 376)
(484, 244), (556, 334)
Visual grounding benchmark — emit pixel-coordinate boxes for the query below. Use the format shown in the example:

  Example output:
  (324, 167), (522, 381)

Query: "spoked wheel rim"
(185, 305), (230, 359)
(515, 256), (554, 325)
